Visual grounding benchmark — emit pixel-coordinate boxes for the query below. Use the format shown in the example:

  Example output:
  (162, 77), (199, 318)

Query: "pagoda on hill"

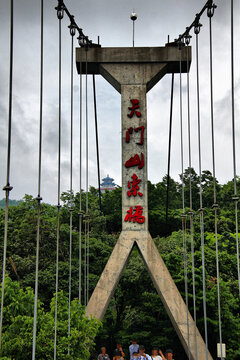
(100, 175), (116, 193)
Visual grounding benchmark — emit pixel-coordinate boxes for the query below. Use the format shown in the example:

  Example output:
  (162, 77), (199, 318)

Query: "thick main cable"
(32, 1), (44, 358)
(230, 0), (240, 298)
(208, 5), (223, 359)
(0, 0), (14, 349)
(54, 14), (62, 360)
(195, 24), (209, 360)
(179, 44), (191, 360)
(176, 0), (216, 44)
(185, 33), (198, 360)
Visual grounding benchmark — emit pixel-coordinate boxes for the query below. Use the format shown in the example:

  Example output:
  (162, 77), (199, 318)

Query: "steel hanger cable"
(0, 0), (14, 349)
(93, 74), (102, 212)
(166, 73), (174, 230)
(179, 42), (191, 360)
(86, 48), (90, 305)
(230, 0), (240, 299)
(84, 46), (89, 306)
(78, 43), (83, 304)
(54, 11), (63, 360)
(32, 1), (44, 358)
(194, 18), (209, 360)
(184, 31), (198, 360)
(207, 3), (223, 359)
(67, 25), (75, 356)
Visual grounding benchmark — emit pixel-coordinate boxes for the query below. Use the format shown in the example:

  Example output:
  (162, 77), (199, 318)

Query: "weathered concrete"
(87, 231), (212, 360)
(76, 46), (213, 360)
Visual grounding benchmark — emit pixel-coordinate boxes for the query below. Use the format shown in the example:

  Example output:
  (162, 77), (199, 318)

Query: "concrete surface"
(77, 46), (213, 360)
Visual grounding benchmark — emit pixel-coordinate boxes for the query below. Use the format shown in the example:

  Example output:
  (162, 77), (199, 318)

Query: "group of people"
(98, 339), (174, 360)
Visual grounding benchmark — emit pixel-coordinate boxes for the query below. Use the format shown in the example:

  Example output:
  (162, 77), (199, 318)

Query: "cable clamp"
(184, 28), (192, 46)
(194, 14), (202, 34)
(177, 36), (185, 50)
(207, 1), (217, 18)
(212, 203), (218, 209)
(57, 204), (62, 209)
(55, 0), (65, 20)
(36, 195), (43, 202)
(232, 196), (239, 202)
(68, 16), (76, 36)
(2, 184), (13, 192)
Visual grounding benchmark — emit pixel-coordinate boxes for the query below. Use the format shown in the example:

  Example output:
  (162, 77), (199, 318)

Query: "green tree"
(0, 277), (100, 360)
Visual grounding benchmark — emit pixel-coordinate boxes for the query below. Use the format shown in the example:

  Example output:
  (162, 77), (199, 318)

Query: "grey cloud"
(0, 0), (240, 203)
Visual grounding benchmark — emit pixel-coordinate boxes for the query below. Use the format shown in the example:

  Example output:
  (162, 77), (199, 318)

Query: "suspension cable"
(67, 23), (75, 356)
(78, 42), (83, 304)
(55, 0), (100, 48)
(165, 73), (174, 230)
(0, 0), (13, 346)
(184, 31), (198, 360)
(207, 3), (223, 359)
(93, 74), (102, 212)
(176, 0), (216, 44)
(194, 18), (209, 360)
(84, 47), (89, 306)
(179, 42), (191, 360)
(0, 0), (14, 349)
(230, 0), (240, 298)
(54, 9), (63, 359)
(32, 1), (44, 358)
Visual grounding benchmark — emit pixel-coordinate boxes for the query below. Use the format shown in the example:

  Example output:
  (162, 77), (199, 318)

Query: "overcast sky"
(0, 0), (240, 204)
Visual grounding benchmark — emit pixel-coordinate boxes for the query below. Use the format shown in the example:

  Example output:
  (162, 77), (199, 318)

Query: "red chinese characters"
(124, 206), (145, 224)
(127, 99), (142, 118)
(127, 173), (143, 197)
(126, 126), (145, 145)
(125, 153), (144, 169)
(125, 99), (145, 225)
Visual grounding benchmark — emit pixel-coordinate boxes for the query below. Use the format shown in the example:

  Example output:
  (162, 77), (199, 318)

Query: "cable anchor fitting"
(177, 35), (185, 50)
(68, 16), (76, 36)
(36, 195), (43, 202)
(55, 0), (65, 20)
(194, 14), (202, 35)
(2, 183), (13, 192)
(207, 1), (217, 18)
(184, 29), (192, 46)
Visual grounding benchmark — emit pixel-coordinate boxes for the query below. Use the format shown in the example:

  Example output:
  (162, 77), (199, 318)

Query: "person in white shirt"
(150, 347), (162, 360)
(129, 339), (139, 358)
(138, 345), (151, 360)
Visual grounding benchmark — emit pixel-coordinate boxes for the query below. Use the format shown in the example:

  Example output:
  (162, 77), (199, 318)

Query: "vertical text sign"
(122, 85), (148, 231)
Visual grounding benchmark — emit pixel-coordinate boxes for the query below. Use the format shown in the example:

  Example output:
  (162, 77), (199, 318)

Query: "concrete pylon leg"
(136, 232), (212, 360)
(87, 231), (213, 360)
(86, 232), (135, 318)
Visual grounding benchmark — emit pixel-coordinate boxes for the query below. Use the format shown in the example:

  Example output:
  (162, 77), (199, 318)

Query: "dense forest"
(0, 167), (240, 359)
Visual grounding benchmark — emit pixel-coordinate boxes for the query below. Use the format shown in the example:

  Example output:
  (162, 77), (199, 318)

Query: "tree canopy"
(0, 168), (240, 359)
